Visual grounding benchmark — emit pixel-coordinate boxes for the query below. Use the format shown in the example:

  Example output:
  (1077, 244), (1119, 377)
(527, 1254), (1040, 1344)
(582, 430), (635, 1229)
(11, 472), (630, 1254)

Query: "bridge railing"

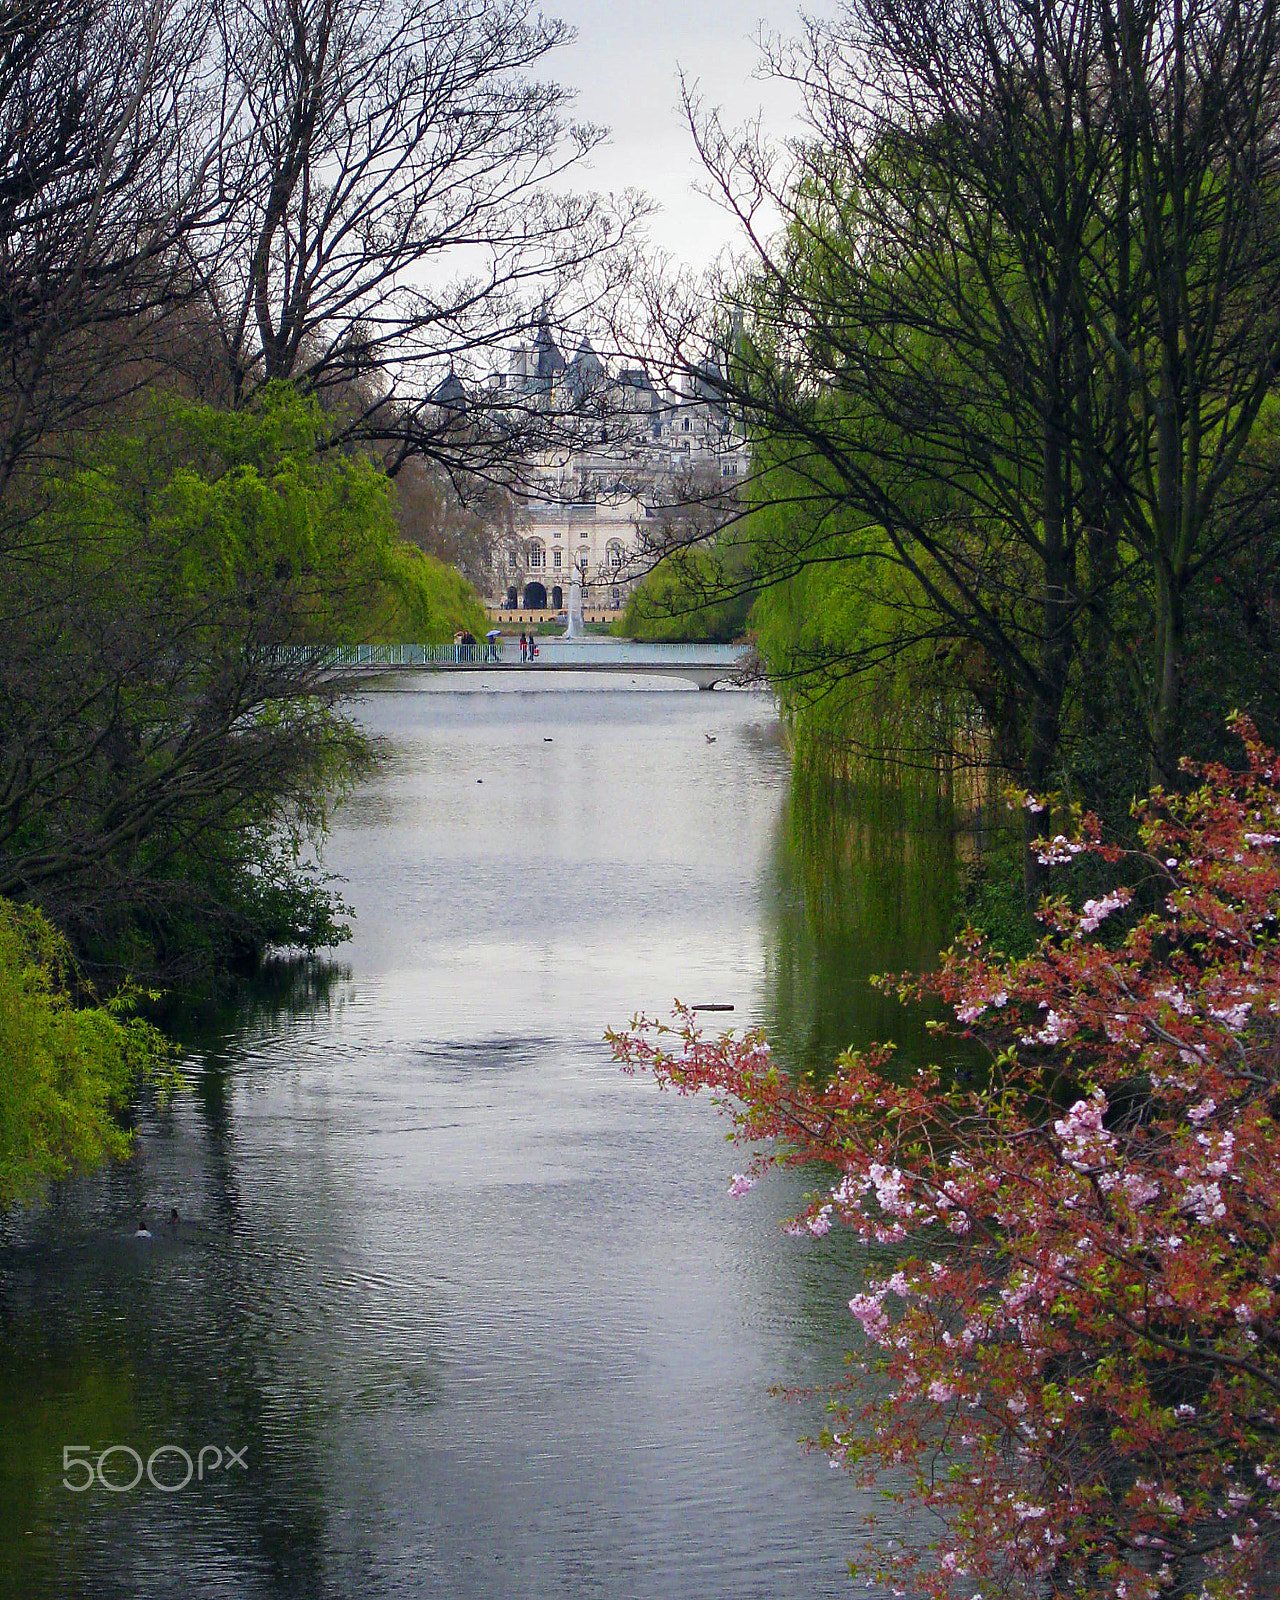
(531, 641), (747, 666)
(320, 642), (502, 667)
(279, 640), (755, 673)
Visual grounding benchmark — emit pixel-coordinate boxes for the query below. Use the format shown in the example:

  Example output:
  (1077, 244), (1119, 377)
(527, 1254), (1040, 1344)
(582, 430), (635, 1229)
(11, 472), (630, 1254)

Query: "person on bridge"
(519, 632), (528, 663)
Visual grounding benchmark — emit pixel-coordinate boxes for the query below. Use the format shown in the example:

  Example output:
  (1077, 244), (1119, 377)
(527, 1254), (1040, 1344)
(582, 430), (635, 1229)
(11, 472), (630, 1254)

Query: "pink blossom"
(1182, 1180), (1226, 1223)
(1036, 835), (1086, 866)
(1154, 985), (1192, 1015)
(849, 1291), (891, 1342)
(1078, 890), (1130, 932)
(1200, 1131), (1235, 1177)
(1034, 1009), (1074, 1045)
(1121, 1172), (1161, 1206)
(608, 717), (1280, 1599)
(728, 1173), (755, 1198)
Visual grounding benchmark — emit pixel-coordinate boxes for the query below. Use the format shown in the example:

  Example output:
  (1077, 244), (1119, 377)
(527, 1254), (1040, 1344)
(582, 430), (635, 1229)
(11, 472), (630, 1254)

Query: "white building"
(482, 321), (749, 615)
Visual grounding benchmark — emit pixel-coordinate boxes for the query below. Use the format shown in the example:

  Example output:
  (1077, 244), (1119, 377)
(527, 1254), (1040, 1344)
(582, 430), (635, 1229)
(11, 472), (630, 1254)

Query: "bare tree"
(0, 0), (622, 980)
(391, 452), (514, 591)
(0, 0), (229, 499)
(627, 0), (1280, 874)
(192, 0), (646, 477)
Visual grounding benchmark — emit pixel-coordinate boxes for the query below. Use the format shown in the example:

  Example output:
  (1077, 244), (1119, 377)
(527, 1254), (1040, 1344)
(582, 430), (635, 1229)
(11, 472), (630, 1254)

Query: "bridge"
(327, 640), (756, 690)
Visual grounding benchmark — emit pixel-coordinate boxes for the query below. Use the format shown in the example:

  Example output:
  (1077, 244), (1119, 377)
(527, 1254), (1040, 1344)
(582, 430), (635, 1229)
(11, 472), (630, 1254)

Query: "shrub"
(0, 899), (175, 1208)
(609, 716), (1280, 1598)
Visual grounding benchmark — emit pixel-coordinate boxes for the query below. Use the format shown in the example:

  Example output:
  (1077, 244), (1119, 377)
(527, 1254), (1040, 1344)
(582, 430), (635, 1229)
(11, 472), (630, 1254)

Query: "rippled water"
(0, 678), (957, 1599)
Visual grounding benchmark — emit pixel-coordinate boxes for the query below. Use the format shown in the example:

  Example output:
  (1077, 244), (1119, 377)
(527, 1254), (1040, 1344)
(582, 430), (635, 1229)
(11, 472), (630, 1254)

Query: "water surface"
(0, 679), (955, 1598)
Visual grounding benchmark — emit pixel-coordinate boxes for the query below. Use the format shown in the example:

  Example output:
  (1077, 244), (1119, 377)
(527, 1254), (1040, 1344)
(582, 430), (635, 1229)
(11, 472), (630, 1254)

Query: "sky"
(547, 0), (813, 271)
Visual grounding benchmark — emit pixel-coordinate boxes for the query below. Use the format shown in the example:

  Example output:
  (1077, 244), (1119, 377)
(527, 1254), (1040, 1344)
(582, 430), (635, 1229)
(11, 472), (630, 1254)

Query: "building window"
(527, 542), (545, 570)
(553, 548), (561, 569)
(607, 541), (624, 569)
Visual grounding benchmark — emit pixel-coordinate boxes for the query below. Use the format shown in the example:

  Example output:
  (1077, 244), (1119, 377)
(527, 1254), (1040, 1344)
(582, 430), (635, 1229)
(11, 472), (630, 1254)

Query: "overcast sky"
(548, 0), (812, 270)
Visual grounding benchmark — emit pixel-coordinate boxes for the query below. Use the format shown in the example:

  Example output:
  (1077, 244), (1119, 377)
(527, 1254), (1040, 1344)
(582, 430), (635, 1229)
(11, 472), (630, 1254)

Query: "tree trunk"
(1152, 571), (1185, 789)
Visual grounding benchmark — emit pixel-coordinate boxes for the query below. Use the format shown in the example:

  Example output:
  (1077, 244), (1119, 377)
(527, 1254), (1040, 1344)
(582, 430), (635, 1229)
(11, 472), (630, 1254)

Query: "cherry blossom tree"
(609, 716), (1280, 1598)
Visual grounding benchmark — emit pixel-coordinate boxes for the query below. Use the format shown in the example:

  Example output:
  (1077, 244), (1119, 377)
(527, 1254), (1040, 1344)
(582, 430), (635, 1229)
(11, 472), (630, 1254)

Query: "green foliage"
(706, 0), (1280, 843)
(743, 447), (980, 784)
(47, 383), (485, 646)
(0, 899), (175, 1208)
(956, 828), (1038, 958)
(0, 383), (486, 988)
(618, 542), (754, 642)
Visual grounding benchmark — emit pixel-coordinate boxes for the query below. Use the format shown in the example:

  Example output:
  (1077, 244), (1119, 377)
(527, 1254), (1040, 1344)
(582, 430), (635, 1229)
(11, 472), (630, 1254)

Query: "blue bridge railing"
(325, 642), (501, 667)
(289, 640), (756, 680)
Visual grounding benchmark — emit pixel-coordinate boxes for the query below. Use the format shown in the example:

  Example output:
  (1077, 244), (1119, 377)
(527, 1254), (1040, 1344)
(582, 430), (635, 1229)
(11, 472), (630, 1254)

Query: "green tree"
(619, 542), (755, 642)
(0, 384), (483, 986)
(642, 0), (1280, 884)
(0, 898), (174, 1208)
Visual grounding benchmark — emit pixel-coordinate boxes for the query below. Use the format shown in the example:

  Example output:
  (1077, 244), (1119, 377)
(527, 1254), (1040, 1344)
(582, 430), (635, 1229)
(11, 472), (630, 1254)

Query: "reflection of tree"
(162, 957), (354, 1050)
(0, 946), (448, 1600)
(761, 774), (962, 1081)
(0, 1346), (147, 1595)
(0, 1244), (333, 1597)
(157, 957), (354, 1155)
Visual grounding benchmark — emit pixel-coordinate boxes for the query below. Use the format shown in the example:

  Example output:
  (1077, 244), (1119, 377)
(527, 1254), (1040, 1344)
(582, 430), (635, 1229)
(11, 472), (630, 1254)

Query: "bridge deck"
(326, 641), (754, 687)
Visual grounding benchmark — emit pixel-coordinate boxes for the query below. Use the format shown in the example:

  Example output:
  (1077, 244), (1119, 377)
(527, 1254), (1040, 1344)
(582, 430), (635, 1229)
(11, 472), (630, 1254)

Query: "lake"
(0, 677), (958, 1599)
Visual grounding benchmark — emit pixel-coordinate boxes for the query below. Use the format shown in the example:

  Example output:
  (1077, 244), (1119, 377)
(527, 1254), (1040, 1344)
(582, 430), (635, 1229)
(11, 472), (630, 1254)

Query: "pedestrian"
(519, 631), (527, 663)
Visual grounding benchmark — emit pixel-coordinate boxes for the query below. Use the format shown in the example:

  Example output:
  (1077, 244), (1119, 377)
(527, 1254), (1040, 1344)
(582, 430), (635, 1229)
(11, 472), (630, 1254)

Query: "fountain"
(564, 559), (586, 638)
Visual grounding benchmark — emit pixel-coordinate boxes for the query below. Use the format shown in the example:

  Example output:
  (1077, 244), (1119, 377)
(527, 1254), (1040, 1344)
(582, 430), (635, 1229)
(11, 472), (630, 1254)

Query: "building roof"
(532, 317), (566, 381)
(430, 365), (467, 410)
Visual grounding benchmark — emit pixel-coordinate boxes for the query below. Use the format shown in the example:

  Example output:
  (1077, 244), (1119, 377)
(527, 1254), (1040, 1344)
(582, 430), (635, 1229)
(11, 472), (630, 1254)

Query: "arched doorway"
(551, 585), (563, 609)
(523, 581), (547, 609)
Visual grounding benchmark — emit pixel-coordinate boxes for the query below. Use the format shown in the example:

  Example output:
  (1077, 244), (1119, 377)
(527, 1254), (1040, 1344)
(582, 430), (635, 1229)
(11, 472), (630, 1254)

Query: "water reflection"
(764, 773), (961, 1079)
(0, 685), (961, 1599)
(164, 957), (355, 1143)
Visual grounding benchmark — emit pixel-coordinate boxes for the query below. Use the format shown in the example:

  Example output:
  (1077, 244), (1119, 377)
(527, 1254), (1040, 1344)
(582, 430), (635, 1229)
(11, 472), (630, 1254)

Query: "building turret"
(531, 315), (565, 389)
(430, 365), (467, 412)
(566, 334), (604, 398)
